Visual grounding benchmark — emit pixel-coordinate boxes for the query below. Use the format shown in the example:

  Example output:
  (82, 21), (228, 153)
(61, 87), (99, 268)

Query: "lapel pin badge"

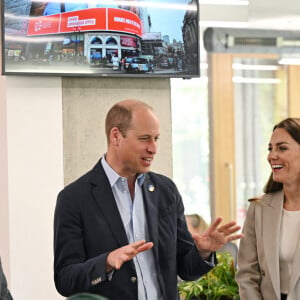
(148, 184), (155, 192)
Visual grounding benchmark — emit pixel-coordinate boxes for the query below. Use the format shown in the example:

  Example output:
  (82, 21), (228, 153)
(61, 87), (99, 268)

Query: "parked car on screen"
(167, 57), (174, 67)
(159, 58), (171, 68)
(124, 57), (150, 73)
(124, 57), (133, 70)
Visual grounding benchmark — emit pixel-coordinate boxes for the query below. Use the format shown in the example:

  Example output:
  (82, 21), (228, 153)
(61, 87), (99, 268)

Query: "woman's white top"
(279, 209), (300, 294)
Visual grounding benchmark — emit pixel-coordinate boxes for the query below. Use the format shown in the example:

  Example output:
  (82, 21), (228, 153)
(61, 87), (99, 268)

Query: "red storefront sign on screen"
(27, 8), (142, 37)
(107, 8), (141, 35)
(27, 15), (61, 35)
(120, 36), (137, 47)
(60, 8), (106, 32)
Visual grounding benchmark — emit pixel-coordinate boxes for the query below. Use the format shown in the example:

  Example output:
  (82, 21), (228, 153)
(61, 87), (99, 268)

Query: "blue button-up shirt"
(102, 156), (162, 300)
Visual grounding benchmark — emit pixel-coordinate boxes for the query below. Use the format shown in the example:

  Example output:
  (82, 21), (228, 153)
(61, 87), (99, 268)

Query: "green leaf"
(178, 252), (240, 300)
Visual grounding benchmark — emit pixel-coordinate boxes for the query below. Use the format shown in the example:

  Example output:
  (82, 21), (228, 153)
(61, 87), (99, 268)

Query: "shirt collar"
(101, 154), (145, 187)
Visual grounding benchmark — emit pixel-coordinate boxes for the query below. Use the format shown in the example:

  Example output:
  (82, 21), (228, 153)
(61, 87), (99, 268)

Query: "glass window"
(171, 75), (211, 223)
(106, 37), (118, 45)
(91, 37), (102, 44)
(233, 58), (288, 226)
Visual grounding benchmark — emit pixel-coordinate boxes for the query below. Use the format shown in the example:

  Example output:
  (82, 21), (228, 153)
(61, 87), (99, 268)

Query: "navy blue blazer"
(0, 258), (13, 300)
(54, 159), (214, 299)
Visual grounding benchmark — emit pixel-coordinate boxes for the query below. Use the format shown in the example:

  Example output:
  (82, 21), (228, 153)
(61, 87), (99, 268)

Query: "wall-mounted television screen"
(2, 0), (199, 78)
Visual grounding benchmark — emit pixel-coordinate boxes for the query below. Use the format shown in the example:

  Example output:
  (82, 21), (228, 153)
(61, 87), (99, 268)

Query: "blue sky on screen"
(146, 0), (192, 42)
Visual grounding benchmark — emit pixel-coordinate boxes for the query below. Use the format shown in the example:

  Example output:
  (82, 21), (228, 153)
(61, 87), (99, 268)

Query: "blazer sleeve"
(159, 175), (215, 280)
(54, 189), (109, 297)
(176, 197), (215, 280)
(235, 201), (263, 299)
(0, 258), (13, 300)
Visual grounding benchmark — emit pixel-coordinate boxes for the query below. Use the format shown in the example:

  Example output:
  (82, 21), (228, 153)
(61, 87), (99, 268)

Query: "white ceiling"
(200, 0), (300, 30)
(248, 0), (300, 30)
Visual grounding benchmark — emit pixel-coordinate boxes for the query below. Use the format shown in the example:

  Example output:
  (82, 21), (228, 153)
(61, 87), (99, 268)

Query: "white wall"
(3, 76), (64, 299)
(0, 77), (10, 282)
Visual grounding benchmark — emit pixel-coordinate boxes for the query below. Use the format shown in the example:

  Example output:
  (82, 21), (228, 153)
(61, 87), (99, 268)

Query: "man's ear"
(110, 127), (121, 145)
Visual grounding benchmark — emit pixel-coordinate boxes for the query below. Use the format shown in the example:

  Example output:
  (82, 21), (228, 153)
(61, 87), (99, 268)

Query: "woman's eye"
(279, 147), (287, 151)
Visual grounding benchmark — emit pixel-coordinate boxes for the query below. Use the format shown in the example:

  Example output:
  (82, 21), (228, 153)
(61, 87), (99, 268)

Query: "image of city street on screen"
(3, 0), (199, 77)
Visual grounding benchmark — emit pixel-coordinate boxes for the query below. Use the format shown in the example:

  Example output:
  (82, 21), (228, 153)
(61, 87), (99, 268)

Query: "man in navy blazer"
(54, 99), (242, 300)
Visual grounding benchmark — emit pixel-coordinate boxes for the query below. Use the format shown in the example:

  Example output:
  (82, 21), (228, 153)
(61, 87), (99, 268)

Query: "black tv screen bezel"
(1, 0), (200, 78)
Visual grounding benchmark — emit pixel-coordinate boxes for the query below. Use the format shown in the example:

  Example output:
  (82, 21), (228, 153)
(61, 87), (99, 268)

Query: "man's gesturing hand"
(191, 217), (243, 259)
(106, 240), (153, 272)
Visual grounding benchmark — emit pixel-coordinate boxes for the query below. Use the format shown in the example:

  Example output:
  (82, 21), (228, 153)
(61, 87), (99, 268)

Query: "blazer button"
(131, 276), (137, 283)
(261, 270), (265, 276)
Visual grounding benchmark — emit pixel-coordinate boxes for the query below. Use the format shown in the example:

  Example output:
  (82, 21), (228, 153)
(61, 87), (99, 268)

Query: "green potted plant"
(178, 252), (240, 300)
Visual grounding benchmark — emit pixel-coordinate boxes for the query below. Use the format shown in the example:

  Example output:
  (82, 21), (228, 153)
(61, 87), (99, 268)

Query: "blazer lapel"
(90, 160), (129, 247)
(263, 191), (284, 298)
(142, 175), (159, 261)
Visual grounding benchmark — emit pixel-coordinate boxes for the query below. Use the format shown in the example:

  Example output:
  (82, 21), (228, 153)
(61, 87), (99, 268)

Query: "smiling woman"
(236, 117), (300, 300)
